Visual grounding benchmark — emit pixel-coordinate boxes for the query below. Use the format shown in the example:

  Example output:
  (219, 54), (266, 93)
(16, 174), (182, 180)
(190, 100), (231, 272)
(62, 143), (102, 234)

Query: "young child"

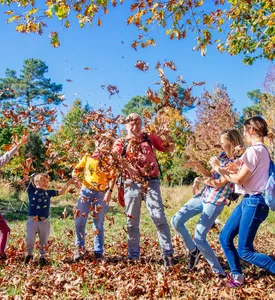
(0, 134), (29, 260)
(73, 133), (115, 261)
(25, 173), (76, 265)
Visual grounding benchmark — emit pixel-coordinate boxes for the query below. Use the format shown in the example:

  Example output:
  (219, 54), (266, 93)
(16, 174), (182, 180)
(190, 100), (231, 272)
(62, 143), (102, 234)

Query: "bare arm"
(210, 156), (251, 184)
(58, 178), (75, 196)
(103, 178), (116, 204)
(184, 161), (212, 177)
(202, 176), (228, 189)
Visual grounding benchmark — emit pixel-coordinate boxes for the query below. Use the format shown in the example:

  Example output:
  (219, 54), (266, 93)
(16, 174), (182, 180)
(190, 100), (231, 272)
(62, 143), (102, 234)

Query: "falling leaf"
(135, 60), (149, 71)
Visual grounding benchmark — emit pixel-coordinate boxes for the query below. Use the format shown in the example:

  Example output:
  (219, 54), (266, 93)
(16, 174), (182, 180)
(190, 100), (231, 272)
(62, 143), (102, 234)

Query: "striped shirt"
(197, 152), (234, 205)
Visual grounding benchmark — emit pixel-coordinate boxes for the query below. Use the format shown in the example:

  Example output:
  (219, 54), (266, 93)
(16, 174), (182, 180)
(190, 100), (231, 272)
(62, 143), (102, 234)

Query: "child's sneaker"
(188, 247), (202, 270)
(25, 255), (33, 265)
(227, 274), (244, 288)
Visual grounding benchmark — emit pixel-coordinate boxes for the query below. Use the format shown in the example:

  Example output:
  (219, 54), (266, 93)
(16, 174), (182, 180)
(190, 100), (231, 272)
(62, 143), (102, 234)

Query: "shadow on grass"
(0, 198), (75, 222)
(0, 198), (124, 222)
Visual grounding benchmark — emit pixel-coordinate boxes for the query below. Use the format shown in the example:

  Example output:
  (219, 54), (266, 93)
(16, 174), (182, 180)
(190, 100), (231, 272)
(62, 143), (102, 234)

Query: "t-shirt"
(113, 132), (170, 178)
(238, 142), (270, 194)
(73, 154), (115, 191)
(27, 182), (58, 218)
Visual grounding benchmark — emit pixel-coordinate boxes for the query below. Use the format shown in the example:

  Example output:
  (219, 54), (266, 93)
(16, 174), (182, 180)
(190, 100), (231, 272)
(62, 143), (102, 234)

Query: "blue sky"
(0, 3), (272, 122)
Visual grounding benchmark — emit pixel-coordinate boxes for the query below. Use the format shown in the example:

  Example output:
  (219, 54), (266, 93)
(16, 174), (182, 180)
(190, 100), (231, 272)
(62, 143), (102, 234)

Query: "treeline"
(0, 60), (274, 186)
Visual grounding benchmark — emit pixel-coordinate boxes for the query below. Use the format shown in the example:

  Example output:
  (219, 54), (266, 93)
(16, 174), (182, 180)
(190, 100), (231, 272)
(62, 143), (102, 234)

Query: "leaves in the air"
(135, 60), (149, 71)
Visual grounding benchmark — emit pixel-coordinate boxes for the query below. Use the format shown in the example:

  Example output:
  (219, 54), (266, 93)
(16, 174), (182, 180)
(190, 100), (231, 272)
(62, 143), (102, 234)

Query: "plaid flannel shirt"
(197, 152), (234, 205)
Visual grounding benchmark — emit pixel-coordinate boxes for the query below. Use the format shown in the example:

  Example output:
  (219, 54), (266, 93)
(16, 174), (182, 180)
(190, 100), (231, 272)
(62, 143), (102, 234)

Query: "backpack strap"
(142, 132), (163, 178)
(121, 139), (129, 157)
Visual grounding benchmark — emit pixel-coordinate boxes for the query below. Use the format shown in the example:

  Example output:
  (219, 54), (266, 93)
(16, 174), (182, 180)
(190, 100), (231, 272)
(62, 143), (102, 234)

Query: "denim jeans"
(219, 194), (275, 275)
(75, 187), (108, 255)
(171, 196), (225, 274)
(124, 179), (173, 259)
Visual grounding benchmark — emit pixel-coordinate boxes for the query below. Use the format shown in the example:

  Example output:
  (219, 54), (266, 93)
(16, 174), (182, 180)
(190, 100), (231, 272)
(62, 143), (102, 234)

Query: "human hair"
(244, 116), (268, 138)
(220, 129), (246, 158)
(126, 113), (142, 122)
(33, 173), (50, 185)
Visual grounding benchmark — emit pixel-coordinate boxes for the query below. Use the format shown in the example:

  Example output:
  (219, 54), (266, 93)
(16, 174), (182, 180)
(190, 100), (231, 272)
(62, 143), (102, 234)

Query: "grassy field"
(0, 183), (275, 299)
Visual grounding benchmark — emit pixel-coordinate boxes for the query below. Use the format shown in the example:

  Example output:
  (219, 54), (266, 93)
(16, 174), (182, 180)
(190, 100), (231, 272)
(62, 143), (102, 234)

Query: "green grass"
(1, 184), (275, 299)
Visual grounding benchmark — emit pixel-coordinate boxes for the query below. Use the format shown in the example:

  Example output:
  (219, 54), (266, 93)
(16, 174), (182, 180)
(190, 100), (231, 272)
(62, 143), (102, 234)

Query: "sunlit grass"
(1, 182), (275, 298)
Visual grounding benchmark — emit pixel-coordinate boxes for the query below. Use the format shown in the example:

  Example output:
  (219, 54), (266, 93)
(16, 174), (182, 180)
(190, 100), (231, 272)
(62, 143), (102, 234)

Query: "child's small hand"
(71, 177), (82, 189)
(209, 156), (220, 171)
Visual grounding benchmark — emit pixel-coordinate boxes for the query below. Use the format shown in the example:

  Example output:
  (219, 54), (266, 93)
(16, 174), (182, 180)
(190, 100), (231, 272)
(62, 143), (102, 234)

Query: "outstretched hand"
(209, 156), (220, 171)
(15, 133), (29, 148)
(71, 177), (82, 189)
(103, 190), (112, 204)
(224, 160), (243, 174)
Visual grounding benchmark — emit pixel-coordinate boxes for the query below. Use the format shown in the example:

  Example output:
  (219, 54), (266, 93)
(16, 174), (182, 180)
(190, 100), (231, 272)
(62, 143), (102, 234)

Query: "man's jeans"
(75, 187), (108, 255)
(124, 179), (173, 259)
(171, 196), (225, 274)
(220, 194), (275, 275)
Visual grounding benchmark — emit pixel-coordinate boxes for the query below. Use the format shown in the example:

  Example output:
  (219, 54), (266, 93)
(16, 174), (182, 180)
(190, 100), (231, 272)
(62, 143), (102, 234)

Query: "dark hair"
(244, 116), (268, 138)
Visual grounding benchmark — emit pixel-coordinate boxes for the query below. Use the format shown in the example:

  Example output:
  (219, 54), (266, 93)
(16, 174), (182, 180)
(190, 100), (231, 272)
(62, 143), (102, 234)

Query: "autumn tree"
(0, 59), (63, 107)
(185, 84), (238, 165)
(261, 65), (275, 157)
(2, 1), (274, 63)
(122, 96), (155, 116)
(22, 132), (46, 172)
(46, 100), (93, 177)
(238, 89), (263, 126)
(143, 106), (195, 185)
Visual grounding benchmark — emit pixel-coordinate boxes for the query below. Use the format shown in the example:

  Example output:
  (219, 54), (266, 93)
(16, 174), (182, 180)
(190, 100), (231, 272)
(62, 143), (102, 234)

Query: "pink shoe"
(227, 278), (244, 288)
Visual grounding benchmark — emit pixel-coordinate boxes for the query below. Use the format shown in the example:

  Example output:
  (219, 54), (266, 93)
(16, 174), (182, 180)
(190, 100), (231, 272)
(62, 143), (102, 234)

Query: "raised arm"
(183, 161), (212, 178)
(0, 134), (29, 169)
(209, 156), (251, 184)
(58, 178), (77, 196)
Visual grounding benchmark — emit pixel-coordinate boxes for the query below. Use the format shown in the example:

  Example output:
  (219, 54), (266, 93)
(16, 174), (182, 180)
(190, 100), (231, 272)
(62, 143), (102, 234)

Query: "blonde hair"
(220, 129), (246, 158)
(33, 173), (50, 185)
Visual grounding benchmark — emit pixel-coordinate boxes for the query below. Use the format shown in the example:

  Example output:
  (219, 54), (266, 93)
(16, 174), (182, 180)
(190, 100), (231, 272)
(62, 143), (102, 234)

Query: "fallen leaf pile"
(1, 230), (275, 299)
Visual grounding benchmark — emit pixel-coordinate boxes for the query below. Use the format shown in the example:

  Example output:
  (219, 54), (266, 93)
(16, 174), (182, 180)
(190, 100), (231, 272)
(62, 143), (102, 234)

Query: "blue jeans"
(171, 196), (225, 274)
(75, 187), (108, 255)
(124, 179), (173, 259)
(220, 194), (275, 275)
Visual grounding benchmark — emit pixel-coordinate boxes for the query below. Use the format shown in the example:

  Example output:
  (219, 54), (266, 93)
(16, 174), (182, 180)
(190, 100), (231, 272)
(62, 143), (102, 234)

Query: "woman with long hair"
(210, 116), (275, 287)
